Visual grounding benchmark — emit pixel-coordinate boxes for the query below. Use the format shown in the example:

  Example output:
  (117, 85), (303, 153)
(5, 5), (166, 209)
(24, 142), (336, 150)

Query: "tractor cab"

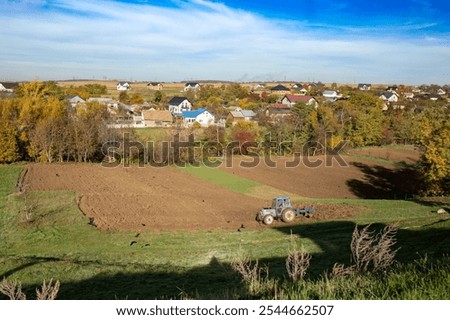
(273, 197), (292, 214)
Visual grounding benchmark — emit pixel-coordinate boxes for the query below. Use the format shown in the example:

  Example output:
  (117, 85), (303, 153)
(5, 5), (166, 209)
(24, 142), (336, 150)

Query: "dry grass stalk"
(230, 255), (259, 283)
(331, 263), (355, 278)
(351, 224), (399, 273)
(36, 279), (60, 300)
(285, 248), (311, 282)
(371, 224), (399, 272)
(0, 278), (26, 300)
(20, 193), (38, 224)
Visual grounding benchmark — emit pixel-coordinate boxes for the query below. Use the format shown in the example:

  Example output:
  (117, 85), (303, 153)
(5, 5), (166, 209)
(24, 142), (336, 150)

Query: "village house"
(291, 83), (308, 95)
(227, 108), (256, 125)
(182, 108), (215, 127)
(252, 83), (266, 90)
(65, 95), (85, 108)
(322, 90), (342, 101)
(281, 94), (319, 109)
(184, 82), (201, 91)
(87, 97), (120, 109)
(404, 92), (415, 100)
(147, 82), (163, 90)
(116, 82), (131, 91)
(168, 97), (192, 115)
(270, 84), (290, 95)
(358, 83), (372, 91)
(0, 82), (18, 92)
(379, 92), (399, 103)
(142, 110), (173, 127)
(265, 104), (291, 122)
(386, 86), (398, 92)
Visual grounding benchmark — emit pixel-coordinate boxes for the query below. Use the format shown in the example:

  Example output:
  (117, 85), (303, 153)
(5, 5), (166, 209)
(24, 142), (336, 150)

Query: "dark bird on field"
(130, 241), (137, 246)
(88, 217), (96, 227)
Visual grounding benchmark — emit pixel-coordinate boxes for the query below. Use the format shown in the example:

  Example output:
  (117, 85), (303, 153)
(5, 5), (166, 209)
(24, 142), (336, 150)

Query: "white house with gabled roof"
(182, 108), (215, 127)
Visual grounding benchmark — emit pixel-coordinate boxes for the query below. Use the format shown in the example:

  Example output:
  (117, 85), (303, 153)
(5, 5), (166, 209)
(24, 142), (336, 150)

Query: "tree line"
(0, 81), (118, 163)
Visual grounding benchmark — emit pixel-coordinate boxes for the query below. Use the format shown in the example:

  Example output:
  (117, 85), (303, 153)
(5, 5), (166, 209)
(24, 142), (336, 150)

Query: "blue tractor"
(257, 196), (316, 225)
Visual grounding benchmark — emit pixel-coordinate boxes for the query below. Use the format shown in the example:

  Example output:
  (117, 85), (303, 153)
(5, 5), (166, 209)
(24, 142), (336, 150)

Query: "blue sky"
(1, 0), (449, 84)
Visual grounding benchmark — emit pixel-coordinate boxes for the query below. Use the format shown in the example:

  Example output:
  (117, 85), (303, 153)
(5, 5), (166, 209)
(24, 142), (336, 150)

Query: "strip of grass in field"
(179, 164), (301, 200)
(1, 165), (449, 299)
(180, 164), (262, 194)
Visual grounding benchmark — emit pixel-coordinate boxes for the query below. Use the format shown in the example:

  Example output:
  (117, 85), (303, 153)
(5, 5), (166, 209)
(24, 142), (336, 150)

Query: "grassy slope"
(0, 165), (449, 299)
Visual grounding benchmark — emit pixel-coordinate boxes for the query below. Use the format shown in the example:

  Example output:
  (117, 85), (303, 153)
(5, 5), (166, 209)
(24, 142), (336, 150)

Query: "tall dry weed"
(285, 237), (311, 282)
(351, 224), (399, 273)
(0, 278), (26, 300)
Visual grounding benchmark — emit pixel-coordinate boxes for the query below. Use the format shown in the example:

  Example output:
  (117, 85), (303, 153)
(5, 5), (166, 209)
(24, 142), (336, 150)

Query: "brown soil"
(221, 154), (419, 199)
(24, 163), (264, 232)
(348, 147), (421, 164)
(23, 163), (362, 232)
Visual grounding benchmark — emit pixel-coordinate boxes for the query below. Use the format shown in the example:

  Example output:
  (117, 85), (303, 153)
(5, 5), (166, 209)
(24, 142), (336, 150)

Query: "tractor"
(257, 196), (316, 225)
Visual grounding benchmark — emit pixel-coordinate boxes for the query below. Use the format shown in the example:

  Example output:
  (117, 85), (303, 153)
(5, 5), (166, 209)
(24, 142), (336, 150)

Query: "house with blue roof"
(182, 108), (215, 127)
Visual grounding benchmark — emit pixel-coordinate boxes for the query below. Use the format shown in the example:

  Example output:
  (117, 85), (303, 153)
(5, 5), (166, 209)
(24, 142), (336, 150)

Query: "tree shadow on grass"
(4, 219), (448, 300)
(347, 162), (422, 199)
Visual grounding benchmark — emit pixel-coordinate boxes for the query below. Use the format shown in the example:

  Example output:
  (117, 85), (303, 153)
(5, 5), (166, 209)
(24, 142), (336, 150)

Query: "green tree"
(345, 93), (385, 147)
(153, 91), (164, 103)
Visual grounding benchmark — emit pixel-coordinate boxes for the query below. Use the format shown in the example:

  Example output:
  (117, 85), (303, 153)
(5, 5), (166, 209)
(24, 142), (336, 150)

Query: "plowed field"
(23, 163), (362, 232)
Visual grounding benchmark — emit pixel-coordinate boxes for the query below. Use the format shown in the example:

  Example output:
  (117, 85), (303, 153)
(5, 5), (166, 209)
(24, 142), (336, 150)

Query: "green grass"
(0, 165), (449, 299)
(180, 165), (262, 194)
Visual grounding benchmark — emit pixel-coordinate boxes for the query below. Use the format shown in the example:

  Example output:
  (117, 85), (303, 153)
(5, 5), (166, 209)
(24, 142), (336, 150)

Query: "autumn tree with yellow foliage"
(418, 106), (450, 195)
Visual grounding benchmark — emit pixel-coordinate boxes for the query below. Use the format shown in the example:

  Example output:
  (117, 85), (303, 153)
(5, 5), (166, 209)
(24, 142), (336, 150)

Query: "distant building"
(322, 90), (342, 101)
(252, 83), (266, 90)
(386, 85), (398, 92)
(265, 104), (291, 122)
(227, 108), (256, 125)
(147, 82), (163, 90)
(379, 92), (399, 103)
(142, 110), (173, 127)
(281, 94), (318, 109)
(184, 82), (201, 91)
(358, 83), (372, 91)
(168, 97), (192, 115)
(0, 82), (18, 92)
(270, 84), (290, 95)
(117, 82), (131, 91)
(65, 95), (85, 108)
(291, 83), (308, 95)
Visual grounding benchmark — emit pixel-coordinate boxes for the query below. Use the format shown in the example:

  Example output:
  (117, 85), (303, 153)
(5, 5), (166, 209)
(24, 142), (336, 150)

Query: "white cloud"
(0, 0), (449, 84)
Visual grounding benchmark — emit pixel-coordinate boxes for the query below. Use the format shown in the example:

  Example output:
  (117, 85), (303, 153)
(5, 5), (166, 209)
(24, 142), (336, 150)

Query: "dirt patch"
(221, 154), (419, 199)
(23, 163), (362, 232)
(348, 147), (421, 164)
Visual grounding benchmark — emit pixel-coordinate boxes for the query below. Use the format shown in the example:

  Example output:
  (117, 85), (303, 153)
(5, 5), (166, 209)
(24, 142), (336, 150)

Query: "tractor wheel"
(263, 215), (274, 225)
(281, 208), (296, 223)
